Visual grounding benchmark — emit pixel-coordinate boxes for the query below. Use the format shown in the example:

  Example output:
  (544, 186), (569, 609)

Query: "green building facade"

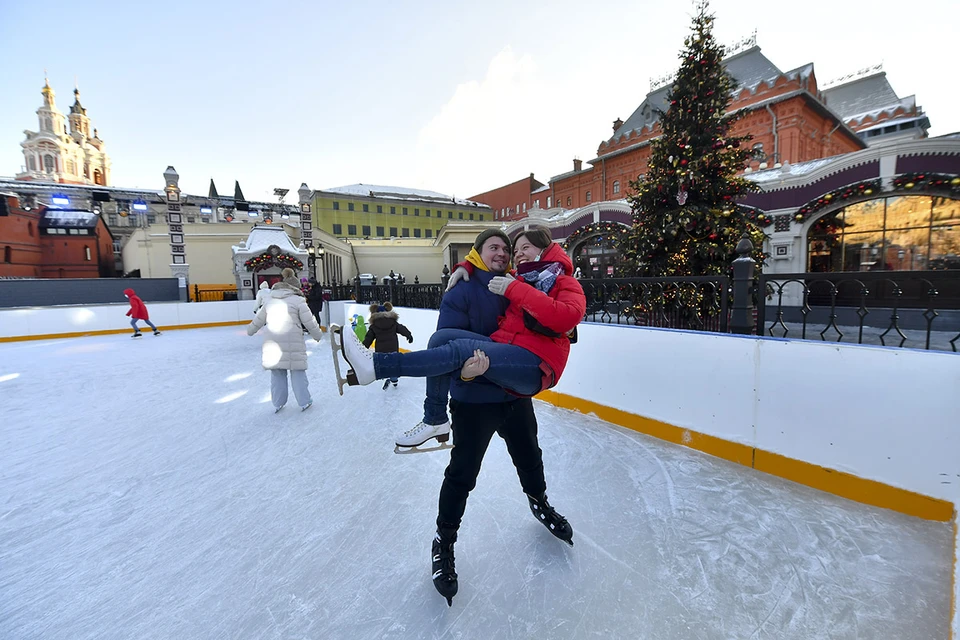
(310, 185), (491, 240)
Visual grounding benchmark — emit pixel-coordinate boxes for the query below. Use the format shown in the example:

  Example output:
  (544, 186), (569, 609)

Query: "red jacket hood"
(123, 288), (136, 297)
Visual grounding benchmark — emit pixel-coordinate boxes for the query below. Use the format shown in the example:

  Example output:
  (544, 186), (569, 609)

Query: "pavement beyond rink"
(0, 326), (953, 640)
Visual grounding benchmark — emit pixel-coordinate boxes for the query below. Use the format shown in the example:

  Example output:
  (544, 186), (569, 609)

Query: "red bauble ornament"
(680, 159), (688, 166)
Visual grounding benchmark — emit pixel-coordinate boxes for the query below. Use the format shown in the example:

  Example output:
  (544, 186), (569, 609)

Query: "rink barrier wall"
(0, 300), (257, 342)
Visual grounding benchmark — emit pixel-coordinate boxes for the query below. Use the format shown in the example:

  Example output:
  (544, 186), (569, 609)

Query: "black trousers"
(437, 398), (546, 530)
(307, 302), (322, 326)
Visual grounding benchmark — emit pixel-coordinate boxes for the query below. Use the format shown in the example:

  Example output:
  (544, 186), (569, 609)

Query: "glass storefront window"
(806, 195), (959, 272)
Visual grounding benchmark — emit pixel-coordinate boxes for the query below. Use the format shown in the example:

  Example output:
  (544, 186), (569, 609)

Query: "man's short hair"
(474, 229), (511, 253)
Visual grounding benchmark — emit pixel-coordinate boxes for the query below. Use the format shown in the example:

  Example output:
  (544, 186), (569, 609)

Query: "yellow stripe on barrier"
(536, 389), (955, 523)
(0, 320), (249, 343)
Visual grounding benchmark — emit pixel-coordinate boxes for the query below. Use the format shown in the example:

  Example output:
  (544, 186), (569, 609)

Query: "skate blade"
(393, 441), (454, 455)
(329, 324), (347, 396)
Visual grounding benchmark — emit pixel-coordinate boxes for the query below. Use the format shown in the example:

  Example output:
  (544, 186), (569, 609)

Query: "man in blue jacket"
(402, 229), (572, 606)
(394, 228), (513, 450)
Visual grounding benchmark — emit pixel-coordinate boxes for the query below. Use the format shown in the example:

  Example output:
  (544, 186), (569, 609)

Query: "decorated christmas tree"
(620, 0), (769, 278)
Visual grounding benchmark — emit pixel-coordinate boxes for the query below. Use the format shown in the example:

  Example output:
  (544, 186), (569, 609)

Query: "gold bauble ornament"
(951, 177), (960, 186)
(905, 182), (915, 189)
(824, 194), (833, 200)
(864, 189), (873, 195)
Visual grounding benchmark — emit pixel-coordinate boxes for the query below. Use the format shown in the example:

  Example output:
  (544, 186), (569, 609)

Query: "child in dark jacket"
(363, 302), (413, 390)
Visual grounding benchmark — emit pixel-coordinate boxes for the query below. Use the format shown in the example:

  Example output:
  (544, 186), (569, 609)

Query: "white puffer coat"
(247, 283), (323, 370)
(254, 281), (271, 312)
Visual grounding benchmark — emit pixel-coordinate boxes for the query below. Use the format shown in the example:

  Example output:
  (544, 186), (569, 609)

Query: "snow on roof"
(233, 225), (302, 255)
(531, 185), (551, 194)
(323, 184), (489, 208)
(546, 199), (630, 221)
(611, 47), (789, 143)
(39, 209), (99, 228)
(841, 95), (917, 125)
(822, 73), (901, 120)
(744, 156), (842, 184)
(856, 114), (927, 134)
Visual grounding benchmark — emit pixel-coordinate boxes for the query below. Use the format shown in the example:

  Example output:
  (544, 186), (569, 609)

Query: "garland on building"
(243, 252), (304, 272)
(562, 222), (630, 251)
(891, 173), (960, 195)
(793, 179), (882, 223)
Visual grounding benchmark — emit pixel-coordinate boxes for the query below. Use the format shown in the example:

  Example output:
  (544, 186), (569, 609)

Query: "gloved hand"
(460, 349), (490, 380)
(487, 274), (516, 296)
(407, 335), (414, 344)
(445, 266), (470, 292)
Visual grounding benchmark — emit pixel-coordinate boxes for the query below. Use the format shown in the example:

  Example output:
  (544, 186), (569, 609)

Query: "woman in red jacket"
(336, 227), (585, 396)
(124, 288), (160, 337)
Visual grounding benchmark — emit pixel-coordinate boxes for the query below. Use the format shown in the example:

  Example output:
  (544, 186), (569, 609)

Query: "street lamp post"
(316, 243), (325, 283)
(307, 245), (316, 282)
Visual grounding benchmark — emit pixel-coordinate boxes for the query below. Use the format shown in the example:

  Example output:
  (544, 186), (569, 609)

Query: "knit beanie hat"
(473, 229), (511, 252)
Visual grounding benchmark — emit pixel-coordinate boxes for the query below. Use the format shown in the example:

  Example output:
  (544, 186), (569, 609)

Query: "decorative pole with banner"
(163, 166), (190, 302)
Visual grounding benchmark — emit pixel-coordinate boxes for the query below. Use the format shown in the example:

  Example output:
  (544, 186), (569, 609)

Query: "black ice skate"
(382, 380), (391, 390)
(527, 493), (573, 546)
(153, 330), (162, 336)
(431, 526), (458, 606)
(131, 331), (142, 338)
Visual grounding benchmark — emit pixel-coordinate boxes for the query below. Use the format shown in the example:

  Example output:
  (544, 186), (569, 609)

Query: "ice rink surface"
(0, 326), (953, 639)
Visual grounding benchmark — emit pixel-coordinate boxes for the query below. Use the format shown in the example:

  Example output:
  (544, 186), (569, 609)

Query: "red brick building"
(471, 46), (929, 217)
(0, 194), (116, 278)
(469, 173), (546, 221)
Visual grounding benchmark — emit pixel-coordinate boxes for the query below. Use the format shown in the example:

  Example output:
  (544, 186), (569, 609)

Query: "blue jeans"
(421, 329), (471, 425)
(374, 329), (543, 403)
(131, 318), (158, 332)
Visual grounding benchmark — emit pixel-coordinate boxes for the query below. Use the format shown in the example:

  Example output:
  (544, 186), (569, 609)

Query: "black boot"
(527, 493), (573, 546)
(431, 524), (458, 606)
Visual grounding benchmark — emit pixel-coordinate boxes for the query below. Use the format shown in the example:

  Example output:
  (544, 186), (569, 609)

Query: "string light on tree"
(620, 0), (767, 279)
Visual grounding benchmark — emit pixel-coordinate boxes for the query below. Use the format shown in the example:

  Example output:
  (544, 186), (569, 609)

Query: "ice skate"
(301, 401), (312, 411)
(382, 380), (391, 391)
(274, 404), (285, 413)
(131, 331), (142, 338)
(153, 330), (162, 336)
(527, 493), (574, 546)
(432, 527), (458, 606)
(394, 420), (453, 455)
(329, 324), (376, 396)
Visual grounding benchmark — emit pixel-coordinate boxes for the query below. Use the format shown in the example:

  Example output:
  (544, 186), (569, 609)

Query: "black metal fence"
(316, 249), (960, 352)
(325, 272), (448, 311)
(758, 271), (960, 351)
(579, 276), (730, 332)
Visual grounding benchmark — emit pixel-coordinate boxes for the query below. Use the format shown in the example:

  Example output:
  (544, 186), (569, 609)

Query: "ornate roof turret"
(41, 76), (55, 107)
(70, 87), (87, 116)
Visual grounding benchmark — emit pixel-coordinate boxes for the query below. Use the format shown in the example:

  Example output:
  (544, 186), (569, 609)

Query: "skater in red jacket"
(124, 288), (160, 337)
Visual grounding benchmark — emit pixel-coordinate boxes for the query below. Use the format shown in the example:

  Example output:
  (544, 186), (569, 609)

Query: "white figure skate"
(394, 420), (454, 455)
(330, 324), (376, 395)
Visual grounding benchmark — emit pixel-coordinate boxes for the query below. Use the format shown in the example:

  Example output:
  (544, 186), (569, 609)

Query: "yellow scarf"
(464, 247), (511, 272)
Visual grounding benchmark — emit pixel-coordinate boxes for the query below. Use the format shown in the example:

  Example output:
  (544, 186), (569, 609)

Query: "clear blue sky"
(1, 0), (956, 203)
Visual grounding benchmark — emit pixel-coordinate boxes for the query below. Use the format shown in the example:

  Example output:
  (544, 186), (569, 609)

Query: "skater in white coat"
(247, 271), (323, 412)
(254, 280), (272, 313)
